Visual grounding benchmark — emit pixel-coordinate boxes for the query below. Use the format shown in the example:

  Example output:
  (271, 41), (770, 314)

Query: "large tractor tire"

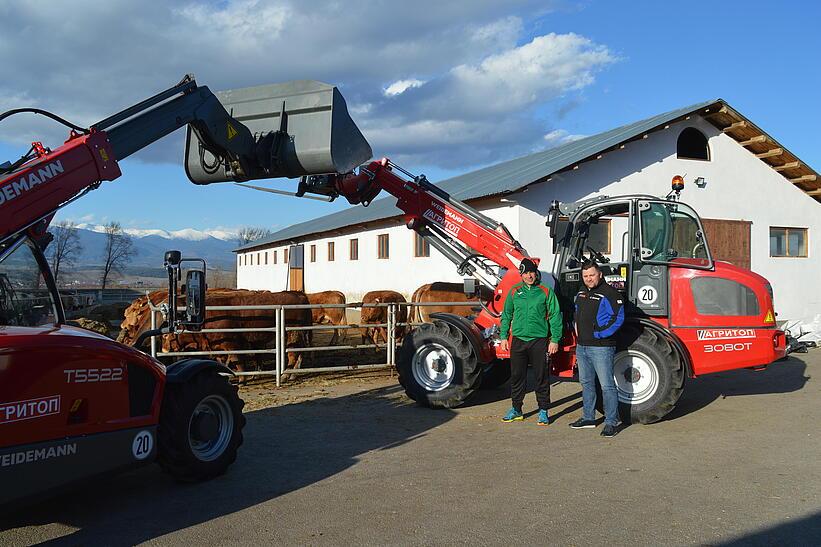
(598, 327), (685, 424)
(158, 370), (246, 482)
(397, 320), (482, 408)
(480, 358), (511, 389)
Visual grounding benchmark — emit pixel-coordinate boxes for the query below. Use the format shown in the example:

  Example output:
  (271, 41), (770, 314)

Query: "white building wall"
(515, 116), (821, 323)
(237, 202), (519, 300)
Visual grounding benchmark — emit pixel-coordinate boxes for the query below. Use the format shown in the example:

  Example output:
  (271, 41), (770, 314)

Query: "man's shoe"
(569, 418), (597, 429)
(502, 408), (524, 422)
(537, 409), (550, 426)
(600, 424), (619, 438)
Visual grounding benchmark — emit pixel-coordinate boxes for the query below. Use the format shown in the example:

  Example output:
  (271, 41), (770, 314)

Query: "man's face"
(521, 270), (537, 286)
(582, 266), (602, 289)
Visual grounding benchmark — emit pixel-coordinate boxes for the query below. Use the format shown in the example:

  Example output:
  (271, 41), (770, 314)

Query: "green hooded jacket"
(499, 282), (563, 343)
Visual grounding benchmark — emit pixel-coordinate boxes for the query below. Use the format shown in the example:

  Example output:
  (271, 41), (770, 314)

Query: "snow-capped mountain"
(66, 226), (240, 269)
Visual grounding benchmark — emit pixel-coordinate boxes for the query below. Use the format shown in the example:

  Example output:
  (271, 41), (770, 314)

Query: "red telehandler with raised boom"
(0, 75), (371, 506)
(289, 160), (786, 420)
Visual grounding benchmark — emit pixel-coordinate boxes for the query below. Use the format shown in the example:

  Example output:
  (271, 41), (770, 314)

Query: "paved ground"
(1, 352), (819, 546)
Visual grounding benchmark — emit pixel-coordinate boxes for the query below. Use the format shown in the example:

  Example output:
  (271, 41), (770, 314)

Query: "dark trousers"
(510, 337), (550, 412)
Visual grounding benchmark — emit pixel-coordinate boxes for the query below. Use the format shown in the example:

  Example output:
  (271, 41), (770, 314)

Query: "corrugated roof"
(234, 98), (735, 251)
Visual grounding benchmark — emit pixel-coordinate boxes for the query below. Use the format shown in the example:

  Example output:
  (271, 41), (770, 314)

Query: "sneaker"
(600, 424), (619, 438)
(502, 407), (524, 422)
(569, 418), (597, 429)
(537, 409), (550, 426)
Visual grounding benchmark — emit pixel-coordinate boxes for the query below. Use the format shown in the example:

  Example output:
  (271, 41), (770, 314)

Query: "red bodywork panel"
(0, 131), (120, 242)
(0, 325), (165, 449)
(669, 261), (786, 375)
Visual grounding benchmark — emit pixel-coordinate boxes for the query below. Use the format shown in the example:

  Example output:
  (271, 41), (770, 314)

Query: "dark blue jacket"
(574, 280), (625, 346)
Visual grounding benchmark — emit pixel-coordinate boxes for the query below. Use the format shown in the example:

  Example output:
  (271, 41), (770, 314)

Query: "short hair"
(581, 260), (601, 272)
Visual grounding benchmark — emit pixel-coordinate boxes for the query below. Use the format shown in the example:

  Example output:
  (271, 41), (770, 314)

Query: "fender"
(626, 318), (693, 378)
(429, 313), (487, 363)
(165, 358), (234, 383)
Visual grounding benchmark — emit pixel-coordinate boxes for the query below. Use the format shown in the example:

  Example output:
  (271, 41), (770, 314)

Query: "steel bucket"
(184, 80), (372, 184)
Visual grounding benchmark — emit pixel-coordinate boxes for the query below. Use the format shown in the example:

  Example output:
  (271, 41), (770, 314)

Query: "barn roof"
(237, 98), (820, 252)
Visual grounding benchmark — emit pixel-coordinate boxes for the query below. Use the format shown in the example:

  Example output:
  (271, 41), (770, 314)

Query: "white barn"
(235, 99), (821, 326)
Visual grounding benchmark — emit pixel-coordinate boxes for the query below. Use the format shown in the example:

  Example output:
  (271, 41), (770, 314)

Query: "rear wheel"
(480, 358), (511, 389)
(397, 320), (481, 408)
(158, 370), (246, 481)
(598, 327), (684, 424)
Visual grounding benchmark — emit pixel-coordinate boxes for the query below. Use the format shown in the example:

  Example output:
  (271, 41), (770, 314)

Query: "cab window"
(0, 238), (57, 327)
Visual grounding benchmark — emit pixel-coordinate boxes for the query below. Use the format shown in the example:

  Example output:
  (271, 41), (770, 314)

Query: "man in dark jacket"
(569, 260), (625, 437)
(499, 258), (563, 426)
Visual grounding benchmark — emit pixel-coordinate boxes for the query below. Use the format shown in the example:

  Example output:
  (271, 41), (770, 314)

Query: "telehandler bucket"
(184, 80), (372, 184)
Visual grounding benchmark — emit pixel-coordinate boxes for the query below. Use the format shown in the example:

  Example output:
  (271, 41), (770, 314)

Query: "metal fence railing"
(146, 299), (478, 387)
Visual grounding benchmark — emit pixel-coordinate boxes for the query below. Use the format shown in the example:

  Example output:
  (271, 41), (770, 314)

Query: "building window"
(414, 232), (430, 257)
(257, 252), (261, 265)
(378, 234), (390, 259)
(310, 244), (316, 262)
(350, 238), (359, 260)
(770, 227), (808, 257)
(284, 248), (289, 265)
(328, 241), (335, 262)
(265, 252), (268, 265)
(677, 127), (710, 161)
(244, 254), (247, 266)
(238, 256), (241, 267)
(273, 250), (277, 264)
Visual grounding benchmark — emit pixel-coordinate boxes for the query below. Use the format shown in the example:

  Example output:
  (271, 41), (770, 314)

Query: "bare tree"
(236, 226), (272, 246)
(100, 222), (136, 290)
(48, 221), (83, 286)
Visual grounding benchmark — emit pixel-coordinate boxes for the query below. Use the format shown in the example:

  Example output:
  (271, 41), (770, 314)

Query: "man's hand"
(548, 341), (559, 355)
(500, 339), (509, 352)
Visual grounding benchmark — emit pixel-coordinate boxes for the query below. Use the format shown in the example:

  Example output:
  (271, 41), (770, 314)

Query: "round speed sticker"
(132, 430), (154, 460)
(637, 285), (658, 305)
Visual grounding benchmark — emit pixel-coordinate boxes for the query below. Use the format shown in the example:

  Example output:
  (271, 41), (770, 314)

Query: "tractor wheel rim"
(411, 343), (455, 392)
(613, 350), (659, 404)
(188, 394), (234, 462)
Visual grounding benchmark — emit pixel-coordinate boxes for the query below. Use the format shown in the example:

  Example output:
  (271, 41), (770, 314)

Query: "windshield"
(639, 201), (712, 268)
(0, 237), (58, 327)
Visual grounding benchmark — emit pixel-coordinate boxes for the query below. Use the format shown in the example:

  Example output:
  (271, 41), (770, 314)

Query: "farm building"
(235, 99), (821, 326)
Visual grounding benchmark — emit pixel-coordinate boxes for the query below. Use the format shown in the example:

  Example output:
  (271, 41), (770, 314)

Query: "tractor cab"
(548, 193), (713, 319)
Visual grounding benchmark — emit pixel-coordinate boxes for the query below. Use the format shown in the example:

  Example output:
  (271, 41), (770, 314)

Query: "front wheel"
(397, 320), (482, 408)
(158, 370), (246, 481)
(596, 328), (685, 424)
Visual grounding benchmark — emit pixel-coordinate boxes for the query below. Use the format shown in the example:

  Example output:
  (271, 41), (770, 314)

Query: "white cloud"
(543, 129), (586, 146)
(384, 79), (426, 97)
(0, 2), (616, 170)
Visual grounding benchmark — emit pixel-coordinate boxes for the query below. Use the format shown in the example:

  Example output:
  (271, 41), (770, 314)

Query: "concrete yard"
(1, 352), (819, 546)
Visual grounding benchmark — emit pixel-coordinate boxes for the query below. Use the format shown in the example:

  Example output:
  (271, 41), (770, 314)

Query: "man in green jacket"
(499, 258), (563, 425)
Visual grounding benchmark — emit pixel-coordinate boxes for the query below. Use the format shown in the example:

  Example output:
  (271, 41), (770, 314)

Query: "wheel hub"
(613, 350), (659, 405)
(191, 411), (220, 442)
(188, 394), (234, 462)
(411, 343), (456, 392)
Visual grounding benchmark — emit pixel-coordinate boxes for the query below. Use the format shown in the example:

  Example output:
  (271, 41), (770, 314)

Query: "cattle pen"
(145, 299), (479, 386)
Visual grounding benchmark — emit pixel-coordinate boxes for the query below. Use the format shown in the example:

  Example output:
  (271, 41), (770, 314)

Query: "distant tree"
(236, 226), (272, 246)
(48, 220), (83, 286)
(100, 222), (136, 290)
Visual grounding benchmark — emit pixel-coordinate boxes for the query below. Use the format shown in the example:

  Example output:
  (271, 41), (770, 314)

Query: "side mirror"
(546, 200), (560, 254)
(185, 269), (206, 329)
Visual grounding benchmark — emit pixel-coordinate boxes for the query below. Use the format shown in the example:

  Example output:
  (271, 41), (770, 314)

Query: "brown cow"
(118, 289), (311, 373)
(305, 290), (347, 346)
(410, 282), (494, 323)
(360, 290), (408, 348)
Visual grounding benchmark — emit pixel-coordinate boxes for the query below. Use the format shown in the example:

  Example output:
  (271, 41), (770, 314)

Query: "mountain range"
(64, 225), (240, 270)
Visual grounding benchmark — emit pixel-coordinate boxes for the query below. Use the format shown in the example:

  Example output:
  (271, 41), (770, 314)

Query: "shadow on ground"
(664, 355), (811, 422)
(0, 384), (454, 545)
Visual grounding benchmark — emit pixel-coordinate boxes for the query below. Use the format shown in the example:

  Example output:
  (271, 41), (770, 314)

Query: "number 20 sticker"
(638, 285), (658, 305)
(132, 430), (154, 460)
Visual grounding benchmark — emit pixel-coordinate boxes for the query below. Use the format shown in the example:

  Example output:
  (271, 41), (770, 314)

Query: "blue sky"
(1, 0), (818, 236)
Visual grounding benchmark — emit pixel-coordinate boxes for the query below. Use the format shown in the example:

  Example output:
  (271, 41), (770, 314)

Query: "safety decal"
(764, 310), (775, 323)
(0, 395), (61, 425)
(132, 430), (154, 461)
(227, 121), (238, 140)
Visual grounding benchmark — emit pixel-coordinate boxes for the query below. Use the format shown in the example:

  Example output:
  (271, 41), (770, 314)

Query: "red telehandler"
(293, 161), (787, 422)
(0, 75), (371, 506)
